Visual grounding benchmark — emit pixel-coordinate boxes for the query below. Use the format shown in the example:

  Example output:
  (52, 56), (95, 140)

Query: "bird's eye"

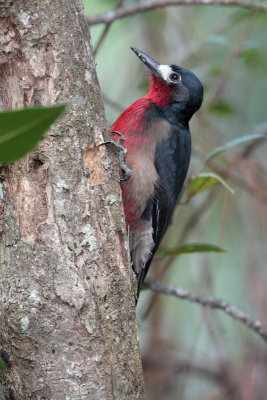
(170, 73), (180, 82)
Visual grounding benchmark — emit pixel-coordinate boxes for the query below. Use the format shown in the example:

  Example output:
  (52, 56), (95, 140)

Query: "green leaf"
(0, 104), (66, 163)
(159, 243), (226, 256)
(188, 172), (234, 198)
(0, 357), (7, 371)
(205, 133), (267, 163)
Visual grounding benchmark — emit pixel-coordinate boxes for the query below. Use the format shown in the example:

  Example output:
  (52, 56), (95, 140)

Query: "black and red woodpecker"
(111, 47), (203, 297)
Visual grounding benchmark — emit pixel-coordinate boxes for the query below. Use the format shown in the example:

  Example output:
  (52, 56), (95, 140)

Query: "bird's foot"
(100, 131), (132, 181)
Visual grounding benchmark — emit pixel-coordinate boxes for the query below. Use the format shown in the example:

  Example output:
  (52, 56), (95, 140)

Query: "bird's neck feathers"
(144, 75), (171, 106)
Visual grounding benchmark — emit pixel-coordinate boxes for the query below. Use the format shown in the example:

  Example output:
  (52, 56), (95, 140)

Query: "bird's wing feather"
(136, 123), (191, 294)
(153, 123), (191, 245)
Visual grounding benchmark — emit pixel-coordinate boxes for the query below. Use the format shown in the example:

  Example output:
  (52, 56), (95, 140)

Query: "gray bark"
(0, 1), (144, 399)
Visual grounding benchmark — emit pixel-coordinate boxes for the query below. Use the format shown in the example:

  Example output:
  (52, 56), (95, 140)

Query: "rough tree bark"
(0, 1), (144, 399)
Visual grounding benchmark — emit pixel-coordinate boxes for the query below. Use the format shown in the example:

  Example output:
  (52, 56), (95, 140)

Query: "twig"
(146, 279), (267, 344)
(241, 136), (266, 158)
(178, 191), (218, 244)
(102, 93), (125, 113)
(210, 160), (267, 204)
(93, 0), (125, 55)
(88, 0), (267, 25)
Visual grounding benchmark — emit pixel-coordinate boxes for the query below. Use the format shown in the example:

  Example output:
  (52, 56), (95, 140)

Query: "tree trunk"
(0, 1), (144, 399)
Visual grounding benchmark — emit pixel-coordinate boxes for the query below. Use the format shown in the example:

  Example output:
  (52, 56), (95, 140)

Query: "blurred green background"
(85, 1), (267, 399)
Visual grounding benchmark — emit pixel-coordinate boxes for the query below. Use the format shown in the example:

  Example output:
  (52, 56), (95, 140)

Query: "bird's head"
(131, 46), (203, 120)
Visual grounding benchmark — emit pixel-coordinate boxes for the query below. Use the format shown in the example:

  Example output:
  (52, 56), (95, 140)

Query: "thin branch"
(102, 93), (125, 113)
(178, 191), (218, 244)
(88, 0), (267, 25)
(94, 24), (111, 55)
(241, 136), (267, 158)
(93, 0), (125, 55)
(146, 279), (267, 344)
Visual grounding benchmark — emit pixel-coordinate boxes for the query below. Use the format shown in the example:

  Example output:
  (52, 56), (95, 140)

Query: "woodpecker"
(111, 47), (203, 298)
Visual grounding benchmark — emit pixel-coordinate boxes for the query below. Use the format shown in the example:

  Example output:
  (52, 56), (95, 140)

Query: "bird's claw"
(111, 131), (125, 146)
(120, 167), (131, 182)
(99, 131), (132, 181)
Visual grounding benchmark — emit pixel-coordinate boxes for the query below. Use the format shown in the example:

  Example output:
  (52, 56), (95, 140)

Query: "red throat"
(144, 75), (171, 106)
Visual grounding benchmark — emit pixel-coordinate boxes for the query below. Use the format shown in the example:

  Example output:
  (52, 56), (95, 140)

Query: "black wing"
(137, 123), (191, 295)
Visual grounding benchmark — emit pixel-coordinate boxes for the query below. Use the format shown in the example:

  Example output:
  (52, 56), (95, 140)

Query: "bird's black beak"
(131, 46), (160, 77)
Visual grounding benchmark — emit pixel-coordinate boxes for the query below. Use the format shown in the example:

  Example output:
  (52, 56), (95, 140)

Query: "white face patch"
(158, 64), (172, 81)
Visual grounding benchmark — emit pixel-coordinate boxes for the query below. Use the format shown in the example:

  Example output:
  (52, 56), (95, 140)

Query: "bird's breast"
(121, 117), (172, 227)
(123, 144), (158, 220)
